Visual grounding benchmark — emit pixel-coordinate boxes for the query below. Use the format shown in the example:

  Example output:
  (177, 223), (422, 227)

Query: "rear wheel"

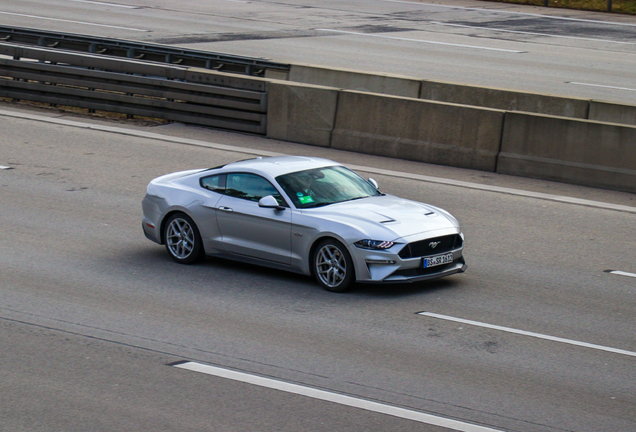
(313, 239), (354, 292)
(164, 213), (203, 264)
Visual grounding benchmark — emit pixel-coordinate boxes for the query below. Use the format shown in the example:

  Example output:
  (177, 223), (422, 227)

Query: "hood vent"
(372, 211), (397, 224)
(425, 211), (437, 217)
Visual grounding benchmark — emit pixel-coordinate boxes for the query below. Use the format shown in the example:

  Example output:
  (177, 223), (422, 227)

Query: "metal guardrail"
(0, 43), (268, 134)
(0, 25), (290, 77)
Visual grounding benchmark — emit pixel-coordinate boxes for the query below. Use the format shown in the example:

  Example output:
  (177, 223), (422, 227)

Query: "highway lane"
(0, 0), (635, 104)
(1, 106), (635, 431)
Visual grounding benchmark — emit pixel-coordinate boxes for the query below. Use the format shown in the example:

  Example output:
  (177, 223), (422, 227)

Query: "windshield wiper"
(341, 196), (368, 203)
(304, 202), (334, 208)
(304, 196), (371, 208)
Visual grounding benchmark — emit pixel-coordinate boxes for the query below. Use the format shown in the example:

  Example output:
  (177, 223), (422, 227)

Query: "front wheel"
(164, 213), (204, 264)
(313, 239), (354, 292)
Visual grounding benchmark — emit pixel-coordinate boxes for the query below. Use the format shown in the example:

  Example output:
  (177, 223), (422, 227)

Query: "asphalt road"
(0, 0), (635, 104)
(1, 1), (636, 430)
(1, 105), (635, 431)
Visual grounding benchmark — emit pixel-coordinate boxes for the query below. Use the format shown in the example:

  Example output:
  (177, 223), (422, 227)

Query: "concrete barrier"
(331, 91), (505, 171)
(264, 68), (290, 81)
(285, 64), (421, 99)
(589, 100), (636, 126)
(420, 80), (590, 119)
(266, 80), (339, 147)
(498, 112), (636, 193)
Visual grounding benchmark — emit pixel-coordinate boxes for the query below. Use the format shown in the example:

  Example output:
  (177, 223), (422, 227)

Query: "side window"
(201, 174), (225, 192)
(226, 173), (284, 204)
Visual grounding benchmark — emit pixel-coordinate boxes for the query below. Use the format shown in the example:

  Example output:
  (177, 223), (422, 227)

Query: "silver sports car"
(142, 156), (466, 292)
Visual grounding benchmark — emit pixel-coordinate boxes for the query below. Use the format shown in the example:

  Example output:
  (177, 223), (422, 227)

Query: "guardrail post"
(607, 0), (612, 11)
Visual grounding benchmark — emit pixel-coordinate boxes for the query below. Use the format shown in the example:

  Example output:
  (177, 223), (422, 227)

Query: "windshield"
(276, 165), (381, 209)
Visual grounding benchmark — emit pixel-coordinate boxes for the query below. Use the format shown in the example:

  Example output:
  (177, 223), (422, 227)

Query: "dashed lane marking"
(568, 82), (636, 92)
(418, 312), (636, 358)
(0, 11), (149, 31)
(316, 29), (525, 53)
(172, 361), (506, 432)
(605, 270), (636, 279)
(431, 22), (636, 45)
(66, 0), (139, 8)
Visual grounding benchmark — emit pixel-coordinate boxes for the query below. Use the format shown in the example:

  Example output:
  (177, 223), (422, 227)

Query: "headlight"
(354, 239), (395, 250)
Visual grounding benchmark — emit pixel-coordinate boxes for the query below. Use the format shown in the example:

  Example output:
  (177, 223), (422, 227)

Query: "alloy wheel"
(316, 244), (347, 289)
(166, 217), (195, 260)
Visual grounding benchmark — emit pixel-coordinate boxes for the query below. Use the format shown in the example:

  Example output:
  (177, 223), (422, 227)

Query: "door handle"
(218, 206), (233, 212)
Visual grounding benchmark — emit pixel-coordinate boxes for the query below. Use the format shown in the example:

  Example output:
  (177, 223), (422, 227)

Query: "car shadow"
(120, 245), (464, 298)
(353, 278), (460, 298)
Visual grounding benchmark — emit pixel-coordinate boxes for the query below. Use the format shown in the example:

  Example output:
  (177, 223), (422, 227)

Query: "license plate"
(423, 253), (453, 268)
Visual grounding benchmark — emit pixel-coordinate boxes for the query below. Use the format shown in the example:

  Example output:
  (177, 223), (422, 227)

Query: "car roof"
(217, 156), (340, 177)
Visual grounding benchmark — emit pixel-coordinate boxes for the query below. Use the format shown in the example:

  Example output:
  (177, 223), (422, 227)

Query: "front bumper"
(350, 233), (466, 284)
(376, 256), (466, 283)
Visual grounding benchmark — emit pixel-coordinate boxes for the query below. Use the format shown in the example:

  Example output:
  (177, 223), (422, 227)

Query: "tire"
(163, 213), (204, 264)
(313, 239), (355, 292)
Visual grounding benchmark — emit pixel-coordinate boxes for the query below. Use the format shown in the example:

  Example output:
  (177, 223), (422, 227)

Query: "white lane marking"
(65, 0), (139, 8)
(0, 165), (13, 170)
(431, 21), (636, 45)
(0, 11), (149, 32)
(382, 0), (636, 27)
(419, 312), (636, 358)
(568, 82), (636, 93)
(607, 270), (636, 278)
(316, 29), (525, 53)
(173, 361), (505, 432)
(2, 109), (636, 215)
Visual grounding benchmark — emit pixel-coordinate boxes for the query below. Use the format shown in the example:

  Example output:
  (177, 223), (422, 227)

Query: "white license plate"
(423, 253), (454, 268)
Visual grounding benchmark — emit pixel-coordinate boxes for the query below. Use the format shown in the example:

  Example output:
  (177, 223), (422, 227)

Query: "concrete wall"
(264, 74), (636, 193)
(420, 80), (590, 119)
(331, 91), (505, 172)
(285, 64), (421, 99)
(266, 80), (339, 147)
(498, 112), (636, 193)
(264, 68), (289, 81)
(589, 100), (636, 126)
(267, 63), (636, 127)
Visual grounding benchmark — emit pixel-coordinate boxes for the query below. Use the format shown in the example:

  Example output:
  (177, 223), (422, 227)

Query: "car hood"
(306, 195), (459, 240)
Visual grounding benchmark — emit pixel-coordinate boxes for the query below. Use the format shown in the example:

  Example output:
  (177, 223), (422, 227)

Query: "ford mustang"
(142, 156), (466, 292)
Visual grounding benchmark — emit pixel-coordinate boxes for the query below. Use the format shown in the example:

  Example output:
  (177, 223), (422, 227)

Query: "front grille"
(398, 234), (462, 259)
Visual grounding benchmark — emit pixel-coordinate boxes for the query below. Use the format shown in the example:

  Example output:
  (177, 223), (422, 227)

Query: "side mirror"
(258, 195), (285, 210)
(368, 178), (379, 189)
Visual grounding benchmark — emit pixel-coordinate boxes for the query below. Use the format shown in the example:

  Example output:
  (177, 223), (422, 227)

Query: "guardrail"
(0, 43), (268, 134)
(0, 25), (290, 77)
